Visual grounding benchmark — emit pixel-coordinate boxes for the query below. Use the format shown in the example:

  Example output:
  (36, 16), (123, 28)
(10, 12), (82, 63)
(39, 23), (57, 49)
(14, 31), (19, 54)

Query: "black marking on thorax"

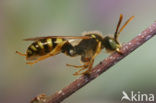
(75, 34), (103, 55)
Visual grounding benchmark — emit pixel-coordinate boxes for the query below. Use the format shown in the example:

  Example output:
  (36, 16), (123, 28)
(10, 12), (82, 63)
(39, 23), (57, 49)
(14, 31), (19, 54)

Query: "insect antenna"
(114, 14), (123, 44)
(118, 16), (134, 34)
(114, 14), (134, 44)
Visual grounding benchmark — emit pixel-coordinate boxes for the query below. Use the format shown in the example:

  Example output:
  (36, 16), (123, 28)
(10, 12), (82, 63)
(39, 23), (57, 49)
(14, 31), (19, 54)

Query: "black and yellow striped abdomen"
(26, 38), (65, 60)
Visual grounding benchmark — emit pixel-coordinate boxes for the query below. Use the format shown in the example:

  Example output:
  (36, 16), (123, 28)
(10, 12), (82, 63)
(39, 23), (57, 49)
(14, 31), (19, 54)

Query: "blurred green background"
(1, 0), (156, 103)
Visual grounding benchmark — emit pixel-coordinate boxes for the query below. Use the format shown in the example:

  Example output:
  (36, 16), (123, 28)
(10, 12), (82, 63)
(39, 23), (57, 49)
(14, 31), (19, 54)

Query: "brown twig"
(31, 22), (156, 103)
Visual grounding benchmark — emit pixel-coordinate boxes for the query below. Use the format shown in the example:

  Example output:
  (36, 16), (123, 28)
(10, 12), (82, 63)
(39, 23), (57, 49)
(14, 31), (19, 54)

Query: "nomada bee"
(16, 14), (134, 75)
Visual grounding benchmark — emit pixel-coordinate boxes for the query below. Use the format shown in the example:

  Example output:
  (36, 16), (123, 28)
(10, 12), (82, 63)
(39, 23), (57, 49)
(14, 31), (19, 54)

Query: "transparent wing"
(68, 39), (82, 46)
(24, 36), (91, 41)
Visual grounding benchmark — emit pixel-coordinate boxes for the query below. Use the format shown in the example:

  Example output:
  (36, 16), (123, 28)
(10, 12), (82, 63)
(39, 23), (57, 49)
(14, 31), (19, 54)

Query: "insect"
(16, 14), (134, 76)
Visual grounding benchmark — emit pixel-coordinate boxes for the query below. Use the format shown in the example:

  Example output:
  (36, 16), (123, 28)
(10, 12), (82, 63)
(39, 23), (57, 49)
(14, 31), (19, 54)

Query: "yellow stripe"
(91, 34), (99, 42)
(37, 41), (44, 49)
(91, 34), (96, 38)
(47, 38), (52, 47)
(30, 45), (37, 51)
(55, 38), (63, 43)
(27, 49), (32, 54)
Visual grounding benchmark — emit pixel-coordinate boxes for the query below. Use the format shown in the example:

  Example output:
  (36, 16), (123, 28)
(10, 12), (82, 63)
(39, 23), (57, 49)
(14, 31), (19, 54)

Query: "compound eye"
(109, 39), (117, 50)
(109, 39), (113, 43)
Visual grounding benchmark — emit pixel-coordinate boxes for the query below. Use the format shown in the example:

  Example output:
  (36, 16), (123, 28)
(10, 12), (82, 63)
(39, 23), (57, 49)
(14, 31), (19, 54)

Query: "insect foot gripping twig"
(30, 94), (47, 103)
(30, 22), (156, 103)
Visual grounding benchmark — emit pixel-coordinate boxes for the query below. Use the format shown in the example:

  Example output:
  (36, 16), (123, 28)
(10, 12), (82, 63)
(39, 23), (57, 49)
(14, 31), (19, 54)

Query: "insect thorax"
(75, 33), (103, 62)
(61, 33), (103, 59)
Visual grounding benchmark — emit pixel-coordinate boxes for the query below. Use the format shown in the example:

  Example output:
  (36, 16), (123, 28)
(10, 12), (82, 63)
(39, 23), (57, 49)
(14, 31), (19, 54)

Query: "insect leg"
(82, 41), (102, 75)
(66, 57), (91, 69)
(82, 59), (94, 75)
(73, 41), (102, 75)
(26, 41), (67, 65)
(72, 62), (90, 76)
(73, 67), (88, 76)
(66, 64), (86, 68)
(116, 46), (123, 54)
(16, 51), (26, 56)
(26, 54), (54, 65)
